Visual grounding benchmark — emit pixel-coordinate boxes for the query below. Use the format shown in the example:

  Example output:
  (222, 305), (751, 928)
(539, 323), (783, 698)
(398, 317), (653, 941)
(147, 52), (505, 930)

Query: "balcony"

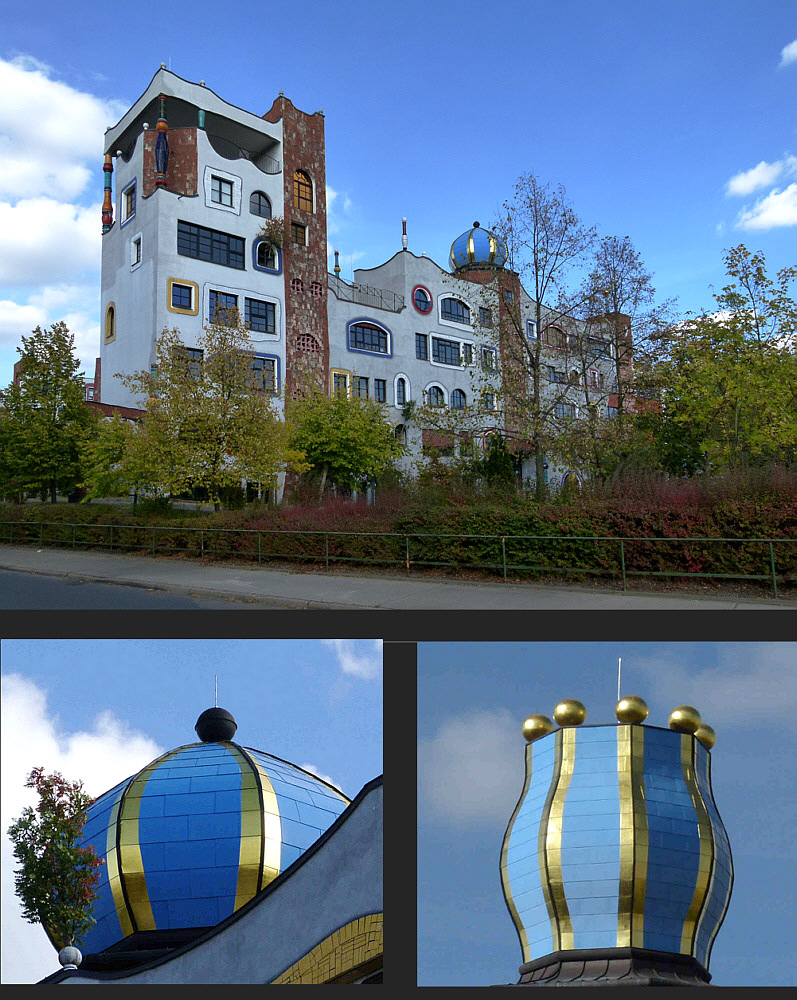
(328, 276), (405, 313)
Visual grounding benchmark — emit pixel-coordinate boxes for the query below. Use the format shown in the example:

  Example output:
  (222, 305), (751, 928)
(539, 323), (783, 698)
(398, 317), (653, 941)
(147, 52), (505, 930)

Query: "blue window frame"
(348, 321), (390, 355)
(441, 297), (470, 324)
(253, 239), (281, 274)
(178, 221), (244, 269)
(245, 297), (276, 335)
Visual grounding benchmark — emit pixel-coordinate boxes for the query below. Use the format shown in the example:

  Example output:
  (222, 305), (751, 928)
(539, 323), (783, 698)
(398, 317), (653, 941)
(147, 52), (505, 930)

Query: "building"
(500, 697), (732, 986)
(41, 707), (383, 984)
(95, 68), (621, 490)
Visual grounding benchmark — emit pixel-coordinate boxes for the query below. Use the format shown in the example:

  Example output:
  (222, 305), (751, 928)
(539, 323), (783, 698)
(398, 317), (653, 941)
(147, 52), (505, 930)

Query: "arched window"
(413, 286), (432, 314)
(427, 385), (444, 407)
(104, 304), (116, 344)
(293, 170), (313, 212)
(395, 377), (406, 406)
(451, 388), (466, 410)
(543, 326), (568, 350)
(348, 321), (389, 355)
(250, 191), (272, 218)
(441, 297), (470, 325)
(256, 242), (278, 270)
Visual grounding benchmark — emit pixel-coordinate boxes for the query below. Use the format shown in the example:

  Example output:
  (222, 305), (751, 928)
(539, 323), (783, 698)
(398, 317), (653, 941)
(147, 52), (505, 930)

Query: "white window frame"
(203, 166), (242, 215)
(130, 232), (143, 270)
(393, 372), (410, 409)
(424, 382), (448, 407)
(120, 180), (136, 227)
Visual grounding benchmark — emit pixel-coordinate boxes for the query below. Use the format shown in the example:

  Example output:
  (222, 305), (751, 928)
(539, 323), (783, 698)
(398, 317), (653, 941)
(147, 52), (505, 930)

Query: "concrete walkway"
(0, 544), (790, 610)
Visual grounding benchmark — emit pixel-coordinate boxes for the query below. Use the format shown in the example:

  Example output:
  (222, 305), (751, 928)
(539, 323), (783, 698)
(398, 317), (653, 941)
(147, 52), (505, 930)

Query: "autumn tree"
(288, 387), (405, 498)
(117, 315), (308, 508)
(7, 767), (104, 952)
(0, 323), (96, 502)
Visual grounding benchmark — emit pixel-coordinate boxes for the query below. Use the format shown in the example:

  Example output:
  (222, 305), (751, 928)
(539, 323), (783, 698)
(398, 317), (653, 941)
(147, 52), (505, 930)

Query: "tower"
(98, 68), (328, 411)
(501, 697), (733, 986)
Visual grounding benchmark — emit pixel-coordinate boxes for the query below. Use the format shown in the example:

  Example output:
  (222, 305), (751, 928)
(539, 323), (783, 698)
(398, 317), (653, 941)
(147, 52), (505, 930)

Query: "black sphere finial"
(195, 707), (238, 742)
(473, 220), (480, 228)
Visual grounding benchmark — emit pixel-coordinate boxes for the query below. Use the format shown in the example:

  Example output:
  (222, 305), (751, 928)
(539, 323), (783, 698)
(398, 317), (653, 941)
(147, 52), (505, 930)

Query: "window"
(121, 182), (136, 224)
(568, 369), (581, 386)
(441, 297), (470, 324)
(481, 392), (496, 412)
(427, 385), (445, 407)
(607, 405), (618, 418)
(415, 333), (428, 360)
(462, 343), (473, 366)
(555, 402), (576, 420)
(310, 281), (323, 298)
(543, 326), (568, 350)
(355, 376), (369, 398)
(432, 337), (461, 366)
(374, 378), (386, 403)
(504, 289), (514, 304)
(527, 319), (538, 339)
(245, 297), (276, 335)
(395, 377), (406, 406)
(349, 322), (389, 355)
(255, 241), (279, 271)
(296, 333), (319, 353)
(131, 235), (142, 268)
(171, 283), (193, 310)
(211, 175), (234, 207)
(293, 170), (313, 212)
(209, 290), (238, 324)
(451, 388), (466, 410)
(331, 371), (350, 396)
(251, 355), (278, 394)
(104, 304), (116, 344)
(291, 222), (307, 245)
(249, 191), (272, 218)
(178, 221), (244, 269)
(589, 336), (611, 358)
(182, 347), (203, 381)
(482, 347), (497, 370)
(548, 366), (567, 384)
(479, 307), (492, 327)
(413, 286), (432, 314)
(290, 277), (304, 293)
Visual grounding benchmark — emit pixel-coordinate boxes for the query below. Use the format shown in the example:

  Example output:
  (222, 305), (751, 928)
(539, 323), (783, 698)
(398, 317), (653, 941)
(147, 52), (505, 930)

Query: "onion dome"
(449, 221), (508, 272)
(74, 709), (350, 956)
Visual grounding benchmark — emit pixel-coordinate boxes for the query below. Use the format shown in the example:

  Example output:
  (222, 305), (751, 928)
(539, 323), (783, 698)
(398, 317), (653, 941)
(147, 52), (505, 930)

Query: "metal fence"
(1, 521), (793, 598)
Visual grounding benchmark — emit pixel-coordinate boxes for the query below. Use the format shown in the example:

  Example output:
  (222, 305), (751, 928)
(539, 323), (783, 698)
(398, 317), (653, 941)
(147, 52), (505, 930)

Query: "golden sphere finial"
(553, 699), (587, 727)
(695, 723), (716, 750)
(522, 714), (555, 743)
(615, 695), (649, 724)
(668, 705), (701, 734)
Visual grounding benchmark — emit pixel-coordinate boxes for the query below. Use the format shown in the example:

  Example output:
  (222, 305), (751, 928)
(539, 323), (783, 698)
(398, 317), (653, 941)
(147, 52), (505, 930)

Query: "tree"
(288, 388), (405, 498)
(79, 412), (154, 503)
(647, 246), (797, 473)
(7, 767), (104, 951)
(117, 315), (308, 508)
(490, 173), (597, 497)
(0, 323), (95, 503)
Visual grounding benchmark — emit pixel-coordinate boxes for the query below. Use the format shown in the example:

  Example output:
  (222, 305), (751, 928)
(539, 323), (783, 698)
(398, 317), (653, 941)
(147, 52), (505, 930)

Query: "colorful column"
(102, 154), (114, 232)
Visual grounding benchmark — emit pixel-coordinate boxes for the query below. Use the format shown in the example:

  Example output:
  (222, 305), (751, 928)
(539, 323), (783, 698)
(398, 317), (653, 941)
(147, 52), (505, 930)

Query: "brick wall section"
(263, 97), (329, 398)
(142, 128), (198, 198)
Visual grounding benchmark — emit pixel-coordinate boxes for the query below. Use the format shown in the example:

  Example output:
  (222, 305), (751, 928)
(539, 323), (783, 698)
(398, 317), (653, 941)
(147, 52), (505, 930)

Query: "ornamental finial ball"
(522, 714), (555, 742)
(695, 723), (717, 750)
(553, 699), (587, 727)
(615, 695), (649, 724)
(668, 705), (701, 734)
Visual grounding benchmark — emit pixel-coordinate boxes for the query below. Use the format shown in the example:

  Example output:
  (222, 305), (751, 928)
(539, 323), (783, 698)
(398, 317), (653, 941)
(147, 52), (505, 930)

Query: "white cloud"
(735, 182), (797, 230)
(0, 286), (99, 377)
(0, 198), (101, 286)
(321, 639), (382, 681)
(418, 708), (522, 827)
(298, 762), (345, 793)
(631, 643), (797, 728)
(1, 672), (162, 984)
(779, 39), (797, 68)
(726, 158), (793, 196)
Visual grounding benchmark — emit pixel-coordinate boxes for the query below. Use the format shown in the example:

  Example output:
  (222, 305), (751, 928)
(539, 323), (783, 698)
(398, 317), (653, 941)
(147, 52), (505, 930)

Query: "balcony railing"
(328, 276), (405, 313)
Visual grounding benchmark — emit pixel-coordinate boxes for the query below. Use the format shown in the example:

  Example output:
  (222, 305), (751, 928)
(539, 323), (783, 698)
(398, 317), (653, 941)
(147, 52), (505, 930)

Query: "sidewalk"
(0, 544), (790, 610)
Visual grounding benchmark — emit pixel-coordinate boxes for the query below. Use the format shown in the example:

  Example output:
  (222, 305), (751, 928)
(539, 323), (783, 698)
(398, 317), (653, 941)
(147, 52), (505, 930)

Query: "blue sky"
(0, 637), (382, 983)
(1, 0), (795, 389)
(417, 641), (797, 987)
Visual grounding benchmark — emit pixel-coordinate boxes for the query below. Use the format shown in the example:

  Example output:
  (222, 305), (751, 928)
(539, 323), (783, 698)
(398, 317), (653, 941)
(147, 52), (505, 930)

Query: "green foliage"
(288, 389), (405, 497)
(0, 323), (96, 503)
(7, 767), (104, 950)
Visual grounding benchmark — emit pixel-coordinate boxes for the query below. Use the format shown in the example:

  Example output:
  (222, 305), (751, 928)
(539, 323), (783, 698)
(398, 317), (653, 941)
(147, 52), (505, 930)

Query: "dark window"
(178, 221), (244, 269)
(427, 385), (444, 407)
(332, 372), (349, 395)
(451, 388), (466, 410)
(349, 323), (388, 354)
(374, 379), (386, 403)
(171, 283), (193, 310)
(132, 237), (142, 266)
(245, 297), (276, 335)
(355, 376), (369, 398)
(413, 286), (432, 313)
(479, 307), (492, 327)
(462, 343), (473, 365)
(182, 347), (203, 380)
(293, 170), (313, 212)
(441, 297), (470, 324)
(481, 392), (496, 412)
(291, 222), (306, 245)
(527, 319), (538, 339)
(555, 402), (576, 420)
(543, 326), (568, 350)
(250, 191), (272, 218)
(396, 377), (406, 406)
(256, 242), (278, 270)
(251, 356), (278, 393)
(415, 333), (428, 360)
(122, 183), (136, 222)
(209, 290), (238, 324)
(548, 366), (567, 384)
(482, 347), (497, 370)
(607, 405), (618, 418)
(432, 337), (460, 366)
(211, 175), (234, 206)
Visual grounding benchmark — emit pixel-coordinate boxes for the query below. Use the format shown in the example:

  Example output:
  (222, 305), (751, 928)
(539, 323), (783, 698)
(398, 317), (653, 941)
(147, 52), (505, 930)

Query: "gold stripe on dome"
(543, 727), (575, 951)
(226, 744), (282, 909)
(500, 741), (534, 963)
(702, 750), (733, 969)
(679, 735), (713, 956)
(105, 785), (133, 938)
(617, 724), (648, 947)
(269, 912), (383, 984)
(488, 234), (496, 264)
(467, 235), (475, 263)
(117, 744), (193, 932)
